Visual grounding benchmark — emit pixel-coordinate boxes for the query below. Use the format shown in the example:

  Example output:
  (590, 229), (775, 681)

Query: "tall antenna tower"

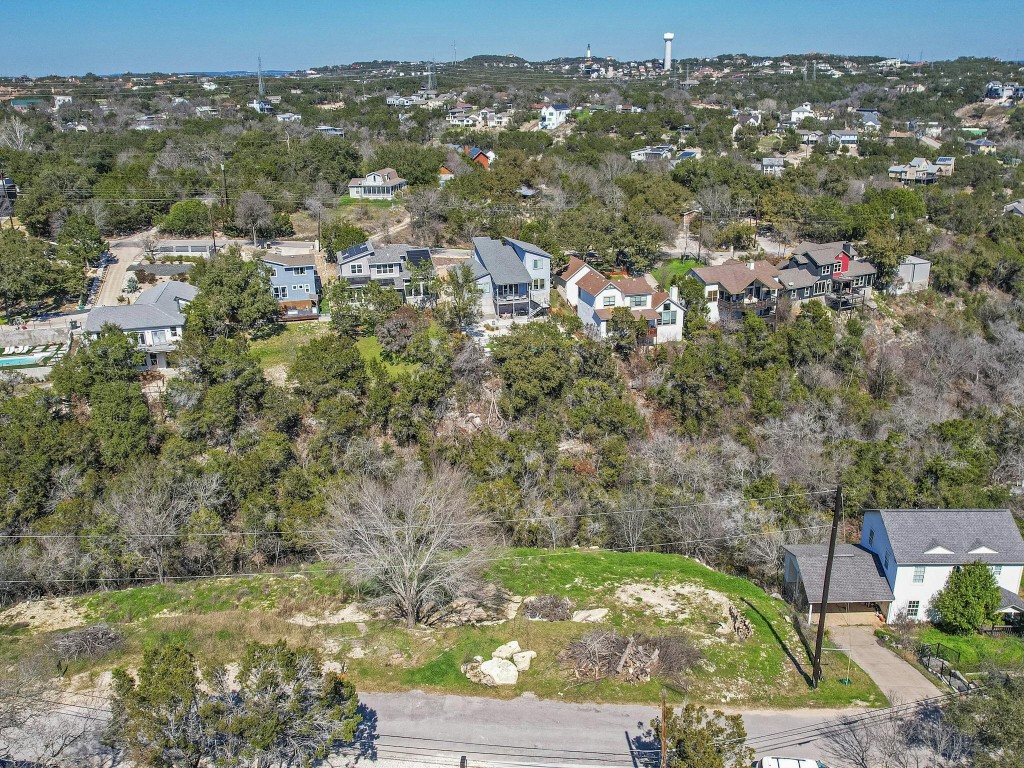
(427, 61), (436, 91)
(452, 41), (458, 65)
(257, 56), (265, 98)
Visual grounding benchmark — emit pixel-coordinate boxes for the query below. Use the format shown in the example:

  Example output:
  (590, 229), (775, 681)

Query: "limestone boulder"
(479, 658), (519, 686)
(571, 608), (609, 623)
(492, 640), (521, 660)
(512, 650), (537, 671)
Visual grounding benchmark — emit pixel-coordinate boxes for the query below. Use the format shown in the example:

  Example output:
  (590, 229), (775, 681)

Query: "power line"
(0, 489), (836, 542)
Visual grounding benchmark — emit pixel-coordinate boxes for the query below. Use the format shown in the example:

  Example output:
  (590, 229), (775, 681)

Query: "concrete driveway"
(829, 624), (941, 704)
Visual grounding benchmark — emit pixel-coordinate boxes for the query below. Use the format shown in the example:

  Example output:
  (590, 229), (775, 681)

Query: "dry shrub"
(50, 623), (123, 665)
(561, 630), (702, 684)
(524, 594), (573, 621)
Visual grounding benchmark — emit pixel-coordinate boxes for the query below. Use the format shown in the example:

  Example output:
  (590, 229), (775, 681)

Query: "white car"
(757, 758), (828, 768)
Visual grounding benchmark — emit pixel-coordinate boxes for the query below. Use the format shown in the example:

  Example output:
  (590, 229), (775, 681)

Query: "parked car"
(756, 758), (829, 768)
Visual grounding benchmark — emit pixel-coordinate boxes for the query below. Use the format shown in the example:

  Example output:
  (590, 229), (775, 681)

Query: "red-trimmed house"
(782, 241), (876, 309)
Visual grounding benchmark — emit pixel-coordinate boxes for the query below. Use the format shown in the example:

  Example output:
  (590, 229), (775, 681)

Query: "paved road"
(829, 625), (941, 704)
(25, 689), (856, 767)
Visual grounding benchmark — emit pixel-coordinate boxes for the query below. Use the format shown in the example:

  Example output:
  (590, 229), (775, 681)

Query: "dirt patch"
(285, 604), (370, 626)
(0, 597), (86, 632)
(615, 581), (732, 625)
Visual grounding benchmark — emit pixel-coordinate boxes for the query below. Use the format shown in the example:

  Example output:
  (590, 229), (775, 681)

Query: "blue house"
(469, 237), (551, 320)
(261, 252), (320, 316)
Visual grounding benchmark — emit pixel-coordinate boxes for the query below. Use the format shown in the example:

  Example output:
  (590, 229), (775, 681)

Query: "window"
(991, 565), (1003, 577)
(707, 290), (719, 302)
(658, 310), (678, 326)
(802, 287), (811, 298)
(294, 266), (306, 275)
(532, 258), (542, 269)
(853, 276), (864, 287)
(531, 278), (546, 290)
(821, 264), (832, 275)
(351, 264), (363, 274)
(913, 566), (926, 584)
(602, 295), (616, 307)
(907, 600), (920, 619)
(630, 295), (645, 307)
(374, 264), (397, 275)
(868, 529), (875, 546)
(814, 281), (827, 295)
(884, 551), (890, 569)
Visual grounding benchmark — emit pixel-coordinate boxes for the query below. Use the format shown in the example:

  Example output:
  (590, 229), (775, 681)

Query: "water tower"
(664, 32), (675, 72)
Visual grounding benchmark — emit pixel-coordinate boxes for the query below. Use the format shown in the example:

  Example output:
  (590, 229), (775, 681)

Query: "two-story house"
(539, 104), (571, 130)
(860, 509), (1024, 623)
(347, 168), (407, 200)
(783, 508), (1024, 625)
(790, 102), (817, 123)
(262, 252), (320, 316)
(780, 241), (876, 309)
(687, 260), (784, 323)
(575, 271), (684, 344)
(335, 241), (434, 303)
(630, 145), (675, 162)
(468, 237), (551, 320)
(84, 281), (197, 369)
(888, 157), (954, 185)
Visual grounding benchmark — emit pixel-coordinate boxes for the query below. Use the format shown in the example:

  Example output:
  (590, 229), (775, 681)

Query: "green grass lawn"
(654, 259), (702, 288)
(337, 197), (399, 209)
(1, 549), (886, 709)
(918, 626), (1024, 672)
(354, 335), (419, 377)
(249, 322), (330, 370)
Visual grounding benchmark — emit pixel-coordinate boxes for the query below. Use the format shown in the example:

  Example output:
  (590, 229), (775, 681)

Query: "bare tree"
(0, 117), (32, 151)
(318, 463), (495, 628)
(234, 190), (273, 245)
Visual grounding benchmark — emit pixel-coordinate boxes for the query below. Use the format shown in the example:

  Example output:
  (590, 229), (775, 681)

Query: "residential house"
(858, 110), (882, 132)
(276, 112), (301, 123)
(468, 237), (551, 320)
(556, 256), (601, 308)
(687, 260), (784, 323)
(438, 163), (457, 186)
(195, 106), (219, 118)
(464, 146), (496, 169)
(84, 281), (197, 369)
(858, 509), (1024, 624)
(539, 104), (571, 130)
(888, 157), (946, 184)
(919, 136), (943, 151)
(314, 125), (345, 137)
(892, 256), (931, 295)
(262, 252), (320, 316)
(201, 81), (218, 91)
(575, 271), (684, 344)
(335, 241), (434, 303)
(1003, 199), (1024, 217)
(796, 129), (825, 146)
(783, 543), (895, 625)
(966, 138), (997, 155)
(347, 168), (407, 200)
(790, 102), (817, 123)
(630, 145), (675, 162)
(53, 95), (72, 110)
(780, 241), (876, 309)
(760, 157), (785, 176)
(935, 156), (956, 175)
(829, 129), (859, 147)
(249, 99), (273, 114)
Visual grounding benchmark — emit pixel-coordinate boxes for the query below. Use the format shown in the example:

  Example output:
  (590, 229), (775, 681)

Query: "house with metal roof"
(84, 281), (197, 369)
(539, 104), (571, 130)
(860, 509), (1024, 623)
(470, 237), (551, 320)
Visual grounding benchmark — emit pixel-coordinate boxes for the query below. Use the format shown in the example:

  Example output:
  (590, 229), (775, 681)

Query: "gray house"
(469, 237), (551, 320)
(335, 241), (434, 303)
(85, 281), (197, 369)
(781, 241), (876, 309)
(261, 253), (320, 316)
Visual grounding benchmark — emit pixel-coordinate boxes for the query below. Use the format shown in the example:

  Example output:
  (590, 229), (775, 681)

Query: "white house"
(861, 509), (1024, 623)
(539, 104), (571, 130)
(202, 81), (218, 91)
(347, 168), (407, 200)
(790, 102), (817, 123)
(84, 282), (197, 370)
(575, 271), (684, 344)
(630, 145), (674, 162)
(557, 256), (601, 308)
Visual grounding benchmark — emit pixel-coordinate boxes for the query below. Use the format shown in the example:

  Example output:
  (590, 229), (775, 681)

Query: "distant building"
(630, 145), (674, 162)
(314, 125), (345, 137)
(790, 102), (817, 123)
(1004, 199), (1024, 217)
(760, 157), (785, 176)
(892, 256), (931, 295)
(276, 112), (302, 123)
(347, 168), (407, 200)
(539, 103), (571, 130)
(966, 138), (997, 155)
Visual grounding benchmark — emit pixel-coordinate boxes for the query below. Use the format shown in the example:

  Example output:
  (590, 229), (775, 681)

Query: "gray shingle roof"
(873, 509), (1024, 565)
(472, 237), (530, 285)
(86, 281), (197, 333)
(503, 238), (553, 260)
(999, 587), (1024, 613)
(783, 544), (895, 604)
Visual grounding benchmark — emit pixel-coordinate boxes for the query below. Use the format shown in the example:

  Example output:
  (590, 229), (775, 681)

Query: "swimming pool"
(0, 356), (39, 367)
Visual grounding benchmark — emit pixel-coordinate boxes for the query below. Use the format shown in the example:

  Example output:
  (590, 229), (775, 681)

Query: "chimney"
(843, 241), (852, 255)
(670, 285), (679, 303)
(748, 261), (755, 271)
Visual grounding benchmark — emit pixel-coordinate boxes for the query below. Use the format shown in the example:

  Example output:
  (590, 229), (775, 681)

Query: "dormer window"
(868, 529), (875, 546)
(821, 264), (832, 275)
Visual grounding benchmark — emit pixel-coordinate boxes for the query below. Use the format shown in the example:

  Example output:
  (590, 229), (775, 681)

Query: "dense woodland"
(1, 57), (1024, 606)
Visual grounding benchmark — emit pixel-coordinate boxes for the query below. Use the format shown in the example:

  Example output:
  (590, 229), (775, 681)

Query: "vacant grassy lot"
(0, 550), (884, 709)
(655, 259), (702, 288)
(249, 321), (331, 371)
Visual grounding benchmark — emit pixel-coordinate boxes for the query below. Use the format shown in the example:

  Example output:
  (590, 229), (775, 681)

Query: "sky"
(3, 0), (1023, 77)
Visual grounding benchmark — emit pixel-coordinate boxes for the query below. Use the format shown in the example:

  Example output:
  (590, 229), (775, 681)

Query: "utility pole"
(221, 163), (229, 209)
(812, 485), (843, 688)
(660, 688), (668, 768)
